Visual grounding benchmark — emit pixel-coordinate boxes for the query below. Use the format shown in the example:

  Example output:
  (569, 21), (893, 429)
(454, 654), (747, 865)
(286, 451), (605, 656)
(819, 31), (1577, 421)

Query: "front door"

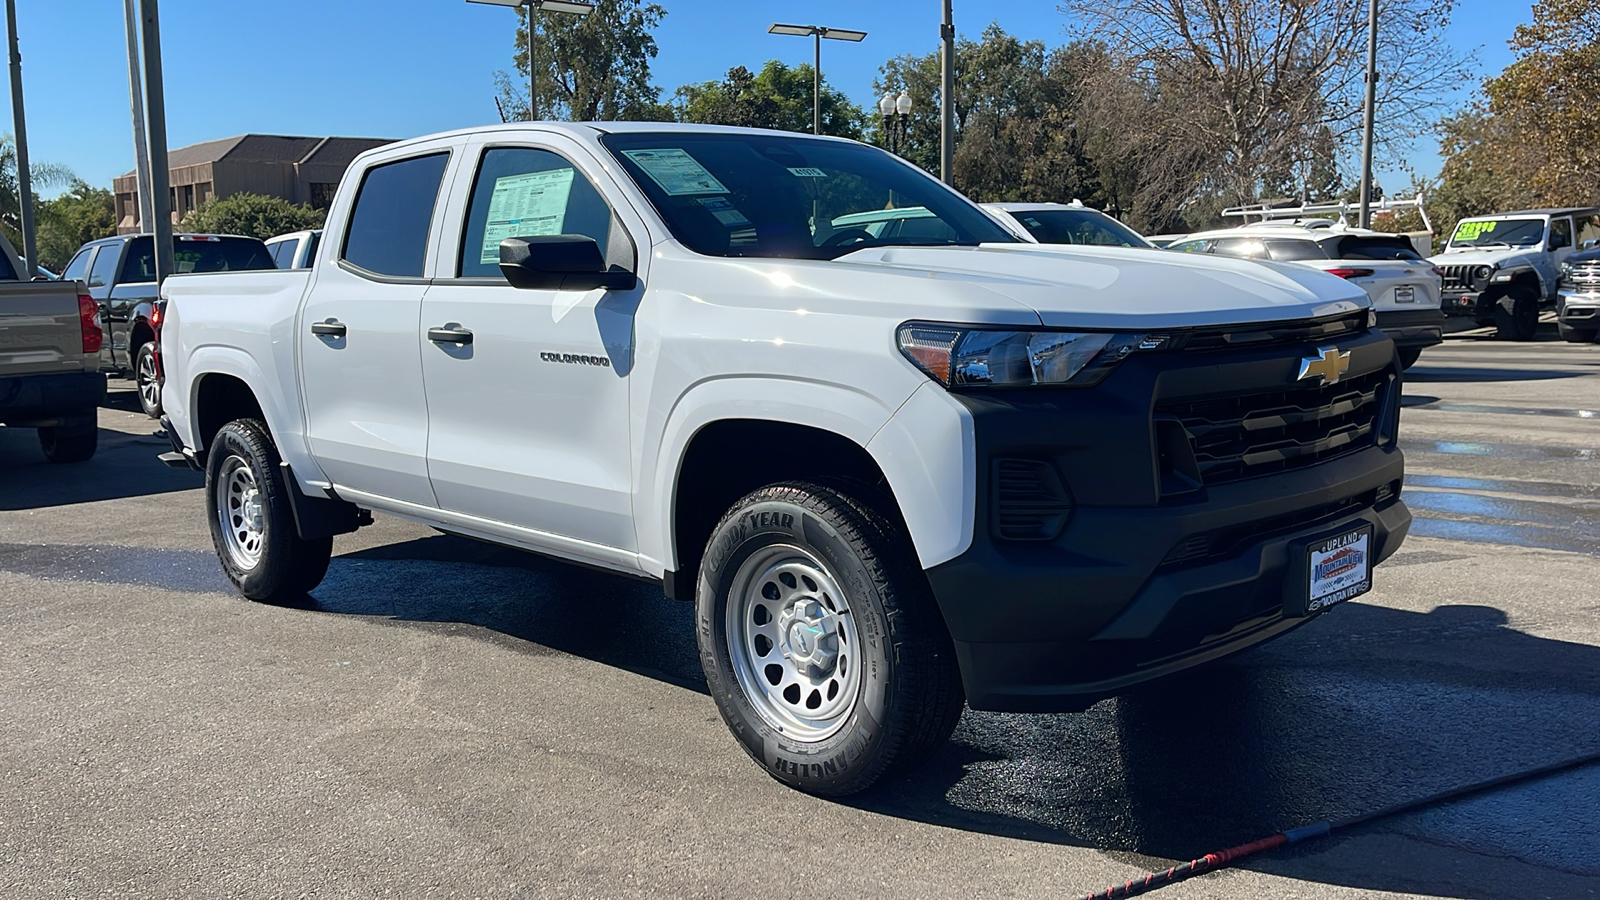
(299, 150), (453, 509)
(420, 140), (641, 560)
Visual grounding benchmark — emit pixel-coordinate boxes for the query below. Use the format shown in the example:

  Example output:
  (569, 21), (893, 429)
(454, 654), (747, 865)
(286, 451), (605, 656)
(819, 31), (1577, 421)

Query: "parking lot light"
(767, 23), (868, 135)
(467, 0), (596, 121)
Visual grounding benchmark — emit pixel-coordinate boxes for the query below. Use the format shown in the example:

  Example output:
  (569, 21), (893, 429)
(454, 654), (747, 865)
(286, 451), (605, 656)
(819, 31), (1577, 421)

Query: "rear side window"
(458, 147), (614, 278)
(1264, 240), (1327, 261)
(1212, 237), (1269, 260)
(1328, 236), (1422, 261)
(342, 153), (450, 278)
(0, 249), (16, 281)
(90, 244), (122, 287)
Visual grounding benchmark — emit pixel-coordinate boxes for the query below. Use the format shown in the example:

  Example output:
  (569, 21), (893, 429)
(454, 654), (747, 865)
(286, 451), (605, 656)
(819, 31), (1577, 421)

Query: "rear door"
(86, 240), (128, 366)
(418, 135), (643, 561)
(299, 147), (455, 509)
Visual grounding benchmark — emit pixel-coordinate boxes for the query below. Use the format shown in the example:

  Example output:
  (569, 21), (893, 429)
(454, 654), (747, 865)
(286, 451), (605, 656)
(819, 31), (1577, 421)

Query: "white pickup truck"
(159, 123), (1412, 795)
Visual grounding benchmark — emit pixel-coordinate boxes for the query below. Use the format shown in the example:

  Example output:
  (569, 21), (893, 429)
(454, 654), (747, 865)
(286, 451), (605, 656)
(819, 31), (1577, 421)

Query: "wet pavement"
(1, 327), (1597, 899)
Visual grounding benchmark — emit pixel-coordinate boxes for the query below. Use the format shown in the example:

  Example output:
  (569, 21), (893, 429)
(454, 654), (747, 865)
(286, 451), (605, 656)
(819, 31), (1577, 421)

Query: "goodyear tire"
(206, 418), (334, 602)
(696, 481), (964, 796)
(1493, 288), (1539, 341)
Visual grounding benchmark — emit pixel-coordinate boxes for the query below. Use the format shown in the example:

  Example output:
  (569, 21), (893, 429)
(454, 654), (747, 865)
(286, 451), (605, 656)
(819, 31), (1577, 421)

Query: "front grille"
(1561, 261), (1600, 291)
(1438, 264), (1476, 292)
(1157, 368), (1390, 485)
(991, 458), (1073, 541)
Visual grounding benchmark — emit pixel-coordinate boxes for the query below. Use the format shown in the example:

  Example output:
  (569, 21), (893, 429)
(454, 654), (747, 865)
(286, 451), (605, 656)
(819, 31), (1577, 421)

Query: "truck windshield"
(600, 132), (1016, 260)
(1449, 218), (1544, 248)
(118, 236), (276, 283)
(1004, 208), (1151, 248)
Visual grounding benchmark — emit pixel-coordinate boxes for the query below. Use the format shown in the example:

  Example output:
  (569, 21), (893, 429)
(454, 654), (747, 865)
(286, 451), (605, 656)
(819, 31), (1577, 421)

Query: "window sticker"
(697, 196), (751, 227)
(1453, 220), (1497, 242)
(479, 168), (576, 265)
(621, 148), (728, 196)
(787, 167), (827, 178)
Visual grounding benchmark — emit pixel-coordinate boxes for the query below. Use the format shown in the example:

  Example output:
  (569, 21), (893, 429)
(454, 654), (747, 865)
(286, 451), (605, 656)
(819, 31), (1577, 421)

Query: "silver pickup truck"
(0, 232), (106, 462)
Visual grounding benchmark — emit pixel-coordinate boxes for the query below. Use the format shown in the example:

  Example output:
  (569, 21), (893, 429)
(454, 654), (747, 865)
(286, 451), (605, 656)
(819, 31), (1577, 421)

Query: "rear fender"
(181, 345), (330, 492)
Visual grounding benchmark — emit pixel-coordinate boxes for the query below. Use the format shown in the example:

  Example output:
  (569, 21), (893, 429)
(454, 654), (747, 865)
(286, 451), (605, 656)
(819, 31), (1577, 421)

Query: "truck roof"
(1461, 207), (1600, 219)
(365, 121), (868, 156)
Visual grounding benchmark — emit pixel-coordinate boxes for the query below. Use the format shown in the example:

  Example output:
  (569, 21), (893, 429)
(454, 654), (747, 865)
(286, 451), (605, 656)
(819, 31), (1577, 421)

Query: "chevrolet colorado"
(158, 123), (1411, 795)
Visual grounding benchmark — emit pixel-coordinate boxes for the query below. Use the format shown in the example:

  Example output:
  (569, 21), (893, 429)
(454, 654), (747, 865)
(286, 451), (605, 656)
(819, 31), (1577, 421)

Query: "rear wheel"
(37, 421), (97, 463)
(134, 342), (162, 418)
(1558, 323), (1597, 343)
(1396, 346), (1423, 369)
(1493, 288), (1539, 341)
(696, 481), (963, 796)
(206, 418), (334, 601)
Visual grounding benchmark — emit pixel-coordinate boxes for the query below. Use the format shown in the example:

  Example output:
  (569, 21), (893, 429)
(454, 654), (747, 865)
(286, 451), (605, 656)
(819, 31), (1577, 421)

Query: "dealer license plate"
(1394, 286), (1415, 304)
(1306, 527), (1373, 613)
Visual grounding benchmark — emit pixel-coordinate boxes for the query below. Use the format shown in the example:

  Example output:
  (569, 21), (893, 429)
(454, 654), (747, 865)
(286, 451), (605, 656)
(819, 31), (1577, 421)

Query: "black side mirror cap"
(498, 235), (637, 291)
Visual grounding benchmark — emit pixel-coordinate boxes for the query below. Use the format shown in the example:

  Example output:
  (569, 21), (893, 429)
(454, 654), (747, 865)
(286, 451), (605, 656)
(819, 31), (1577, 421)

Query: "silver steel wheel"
(216, 454), (266, 571)
(136, 348), (160, 412)
(726, 544), (862, 741)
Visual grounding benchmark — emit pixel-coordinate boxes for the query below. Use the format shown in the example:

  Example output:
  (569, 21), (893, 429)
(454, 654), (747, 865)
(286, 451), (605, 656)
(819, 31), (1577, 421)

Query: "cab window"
(89, 243), (122, 287)
(1577, 214), (1600, 249)
(1550, 217), (1573, 250)
(458, 146), (615, 279)
(342, 152), (451, 278)
(61, 247), (93, 284)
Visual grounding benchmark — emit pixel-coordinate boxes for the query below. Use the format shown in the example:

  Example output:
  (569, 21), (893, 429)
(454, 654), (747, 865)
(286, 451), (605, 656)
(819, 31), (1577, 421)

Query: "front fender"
(642, 375), (922, 574)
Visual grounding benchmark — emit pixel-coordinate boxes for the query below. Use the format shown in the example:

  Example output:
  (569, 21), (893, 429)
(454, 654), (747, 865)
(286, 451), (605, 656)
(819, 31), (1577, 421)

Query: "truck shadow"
(304, 535), (1600, 898)
(0, 415), (201, 511)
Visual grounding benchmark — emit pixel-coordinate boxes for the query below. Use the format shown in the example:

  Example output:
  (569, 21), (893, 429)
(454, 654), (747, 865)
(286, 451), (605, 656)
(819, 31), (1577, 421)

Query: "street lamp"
(767, 23), (867, 135)
(877, 90), (912, 156)
(467, 0), (595, 121)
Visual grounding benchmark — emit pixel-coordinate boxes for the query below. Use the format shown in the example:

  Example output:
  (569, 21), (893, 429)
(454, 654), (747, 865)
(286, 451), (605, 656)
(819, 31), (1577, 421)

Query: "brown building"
(113, 134), (393, 234)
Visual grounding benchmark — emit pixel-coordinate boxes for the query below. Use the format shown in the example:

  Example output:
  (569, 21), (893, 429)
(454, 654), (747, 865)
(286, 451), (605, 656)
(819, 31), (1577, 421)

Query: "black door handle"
(428, 326), (473, 345)
(310, 321), (347, 337)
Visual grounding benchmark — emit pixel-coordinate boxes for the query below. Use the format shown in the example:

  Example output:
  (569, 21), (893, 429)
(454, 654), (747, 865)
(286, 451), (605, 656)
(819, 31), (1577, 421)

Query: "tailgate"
(1329, 260), (1441, 310)
(0, 280), (91, 377)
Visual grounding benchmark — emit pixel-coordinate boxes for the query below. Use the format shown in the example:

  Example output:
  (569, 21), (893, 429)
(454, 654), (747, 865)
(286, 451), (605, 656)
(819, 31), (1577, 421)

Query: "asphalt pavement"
(1, 323), (1597, 899)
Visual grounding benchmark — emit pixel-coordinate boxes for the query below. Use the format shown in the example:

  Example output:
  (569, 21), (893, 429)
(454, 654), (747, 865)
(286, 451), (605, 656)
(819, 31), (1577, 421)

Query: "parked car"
(1557, 246), (1600, 343)
(57, 233), (276, 417)
(982, 201), (1155, 248)
(264, 230), (321, 269)
(0, 230), (106, 462)
(159, 123), (1409, 797)
(1171, 220), (1444, 368)
(1430, 207), (1600, 341)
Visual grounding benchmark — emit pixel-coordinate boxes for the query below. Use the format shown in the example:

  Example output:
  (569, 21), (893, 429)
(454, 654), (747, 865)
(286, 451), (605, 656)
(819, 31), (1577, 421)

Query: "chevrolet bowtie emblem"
(1298, 346), (1351, 385)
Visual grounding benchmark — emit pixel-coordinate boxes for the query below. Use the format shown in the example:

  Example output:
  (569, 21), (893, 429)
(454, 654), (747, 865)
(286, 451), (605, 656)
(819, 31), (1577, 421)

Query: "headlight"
(897, 323), (1148, 388)
(1472, 265), (1493, 288)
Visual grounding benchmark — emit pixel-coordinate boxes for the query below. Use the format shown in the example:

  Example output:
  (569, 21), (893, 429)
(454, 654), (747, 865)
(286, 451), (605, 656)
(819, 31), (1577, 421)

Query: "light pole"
(1357, 0), (1379, 229)
(939, 0), (954, 184)
(5, 0), (36, 277)
(467, 0), (595, 121)
(877, 90), (912, 156)
(767, 23), (867, 135)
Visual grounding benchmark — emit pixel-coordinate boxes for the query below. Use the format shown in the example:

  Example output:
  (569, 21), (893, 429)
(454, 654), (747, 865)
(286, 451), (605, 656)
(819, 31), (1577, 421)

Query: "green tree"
(0, 135), (75, 259)
(180, 192), (324, 241)
(494, 0), (669, 121)
(675, 61), (866, 138)
(35, 181), (116, 271)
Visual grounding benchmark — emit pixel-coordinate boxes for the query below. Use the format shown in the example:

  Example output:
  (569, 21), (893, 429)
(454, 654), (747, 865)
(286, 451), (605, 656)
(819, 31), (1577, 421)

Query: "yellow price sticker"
(1453, 220), (1497, 241)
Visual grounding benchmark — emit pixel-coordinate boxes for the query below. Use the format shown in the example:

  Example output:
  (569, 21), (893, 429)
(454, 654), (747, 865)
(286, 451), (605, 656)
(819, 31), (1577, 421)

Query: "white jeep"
(1430, 207), (1600, 340)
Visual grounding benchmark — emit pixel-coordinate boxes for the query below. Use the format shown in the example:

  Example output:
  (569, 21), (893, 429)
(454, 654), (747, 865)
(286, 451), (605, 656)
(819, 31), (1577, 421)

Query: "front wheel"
(134, 342), (162, 418)
(206, 418), (333, 602)
(1493, 289), (1539, 341)
(696, 481), (964, 796)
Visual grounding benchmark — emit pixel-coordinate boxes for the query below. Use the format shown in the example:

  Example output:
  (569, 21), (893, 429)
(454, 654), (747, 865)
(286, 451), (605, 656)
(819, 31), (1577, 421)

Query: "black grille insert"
(1157, 368), (1390, 485)
(992, 458), (1073, 541)
(1438, 264), (1477, 292)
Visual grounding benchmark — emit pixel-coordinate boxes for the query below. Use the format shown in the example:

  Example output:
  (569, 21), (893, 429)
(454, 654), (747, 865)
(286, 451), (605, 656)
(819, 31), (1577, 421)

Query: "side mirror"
(1584, 238), (1599, 250)
(498, 235), (637, 291)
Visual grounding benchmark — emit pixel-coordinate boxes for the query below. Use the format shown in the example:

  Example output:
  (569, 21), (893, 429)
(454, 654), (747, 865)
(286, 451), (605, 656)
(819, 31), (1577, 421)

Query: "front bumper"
(1558, 290), (1599, 328)
(0, 370), (106, 428)
(1376, 308), (1444, 348)
(922, 327), (1408, 712)
(1440, 289), (1486, 317)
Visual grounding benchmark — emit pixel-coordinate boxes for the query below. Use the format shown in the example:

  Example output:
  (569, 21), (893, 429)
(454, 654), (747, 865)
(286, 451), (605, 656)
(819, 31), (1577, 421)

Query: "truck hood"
(832, 243), (1369, 329)
(1429, 247), (1540, 268)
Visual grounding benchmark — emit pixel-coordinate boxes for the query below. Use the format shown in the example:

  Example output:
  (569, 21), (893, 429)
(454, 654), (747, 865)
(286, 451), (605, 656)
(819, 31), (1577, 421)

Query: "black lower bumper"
(923, 327), (1408, 713)
(1376, 308), (1444, 349)
(0, 371), (105, 428)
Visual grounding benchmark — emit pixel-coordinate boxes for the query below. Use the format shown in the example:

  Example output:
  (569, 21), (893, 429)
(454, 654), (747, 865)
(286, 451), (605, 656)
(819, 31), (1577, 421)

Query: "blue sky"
(6, 1), (1530, 197)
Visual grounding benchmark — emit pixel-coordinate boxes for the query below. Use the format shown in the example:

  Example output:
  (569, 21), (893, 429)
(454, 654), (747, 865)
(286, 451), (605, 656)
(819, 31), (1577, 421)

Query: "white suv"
(1171, 220), (1444, 368)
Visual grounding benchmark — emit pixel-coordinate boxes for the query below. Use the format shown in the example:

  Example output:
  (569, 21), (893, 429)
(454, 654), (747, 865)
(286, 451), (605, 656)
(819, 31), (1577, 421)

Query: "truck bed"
(0, 279), (95, 378)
